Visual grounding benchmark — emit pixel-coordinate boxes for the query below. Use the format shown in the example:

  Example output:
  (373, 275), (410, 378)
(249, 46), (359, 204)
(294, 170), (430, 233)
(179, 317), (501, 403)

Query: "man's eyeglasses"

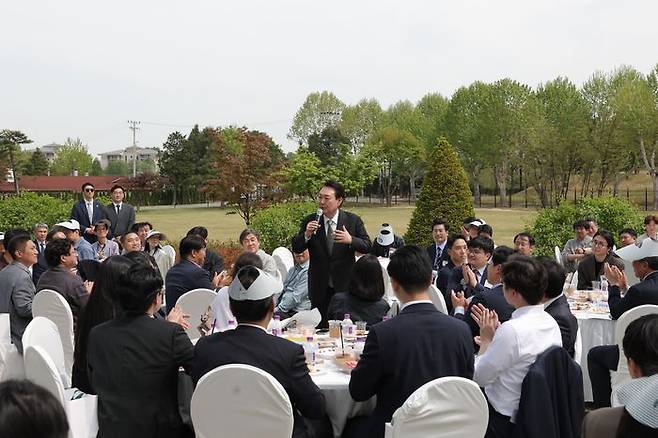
(84, 188), (95, 193)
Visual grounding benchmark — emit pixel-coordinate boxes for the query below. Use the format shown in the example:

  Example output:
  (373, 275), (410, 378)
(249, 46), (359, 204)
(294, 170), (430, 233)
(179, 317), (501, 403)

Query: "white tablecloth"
(573, 312), (616, 402)
(311, 360), (375, 437)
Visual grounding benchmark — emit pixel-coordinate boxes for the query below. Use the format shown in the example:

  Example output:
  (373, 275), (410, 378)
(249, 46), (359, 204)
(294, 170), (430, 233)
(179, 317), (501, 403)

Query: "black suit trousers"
(587, 345), (619, 408)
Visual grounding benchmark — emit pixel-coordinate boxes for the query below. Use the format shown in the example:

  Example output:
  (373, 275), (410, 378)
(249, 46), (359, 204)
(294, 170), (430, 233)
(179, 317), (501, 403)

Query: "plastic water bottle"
(600, 277), (609, 301)
(342, 314), (355, 336)
(303, 336), (316, 366)
(271, 314), (282, 337)
(227, 319), (237, 331)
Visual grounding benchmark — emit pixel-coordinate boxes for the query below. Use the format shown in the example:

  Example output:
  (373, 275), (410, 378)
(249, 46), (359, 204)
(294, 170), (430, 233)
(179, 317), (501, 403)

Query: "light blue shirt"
(75, 238), (96, 261)
(276, 261), (311, 314)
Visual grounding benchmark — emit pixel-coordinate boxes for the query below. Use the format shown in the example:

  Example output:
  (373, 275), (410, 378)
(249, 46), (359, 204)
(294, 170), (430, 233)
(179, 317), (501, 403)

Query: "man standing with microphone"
(292, 180), (371, 327)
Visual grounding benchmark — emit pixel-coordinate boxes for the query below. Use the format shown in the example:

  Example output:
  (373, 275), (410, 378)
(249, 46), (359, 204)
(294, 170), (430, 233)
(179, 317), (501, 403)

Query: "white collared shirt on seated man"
(473, 256), (562, 422)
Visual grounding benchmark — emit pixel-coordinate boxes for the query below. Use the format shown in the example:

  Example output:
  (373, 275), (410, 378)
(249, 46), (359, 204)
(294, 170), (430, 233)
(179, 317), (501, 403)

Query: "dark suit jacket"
(577, 254), (625, 290)
(436, 263), (487, 313)
(71, 199), (109, 243)
(326, 292), (390, 327)
(164, 259), (214, 313)
(454, 284), (514, 338)
(104, 202), (136, 238)
(608, 270), (658, 320)
(426, 242), (449, 270)
(87, 315), (194, 438)
(32, 245), (48, 286)
(191, 325), (326, 438)
(512, 346), (584, 438)
(291, 210), (371, 303)
(202, 250), (224, 276)
(544, 295), (578, 358)
(349, 303), (475, 437)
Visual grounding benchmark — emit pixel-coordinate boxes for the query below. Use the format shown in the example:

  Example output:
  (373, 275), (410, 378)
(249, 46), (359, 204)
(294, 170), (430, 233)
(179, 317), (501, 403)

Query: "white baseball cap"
(228, 267), (283, 301)
(615, 238), (658, 261)
(377, 223), (395, 246)
(55, 219), (81, 231)
(145, 230), (167, 240)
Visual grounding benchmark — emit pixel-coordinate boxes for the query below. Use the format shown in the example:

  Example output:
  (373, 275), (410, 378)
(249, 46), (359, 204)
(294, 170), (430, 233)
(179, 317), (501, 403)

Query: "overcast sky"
(2, 0), (657, 157)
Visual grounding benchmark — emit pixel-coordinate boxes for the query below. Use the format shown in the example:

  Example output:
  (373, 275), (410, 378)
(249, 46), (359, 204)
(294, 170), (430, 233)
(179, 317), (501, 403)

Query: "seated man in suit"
(435, 234), (469, 311)
(426, 218), (450, 273)
(186, 226), (224, 276)
(588, 238), (658, 408)
(583, 314), (658, 437)
(450, 246), (516, 339)
(440, 236), (493, 314)
(165, 235), (221, 313)
(471, 255), (562, 438)
(0, 234), (38, 353)
(191, 266), (326, 438)
(37, 238), (90, 323)
(537, 256), (578, 357)
(32, 228), (66, 285)
(349, 245), (474, 438)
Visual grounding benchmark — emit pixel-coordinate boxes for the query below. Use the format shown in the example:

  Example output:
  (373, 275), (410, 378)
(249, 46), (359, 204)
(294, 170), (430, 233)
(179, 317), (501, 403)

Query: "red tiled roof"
(0, 176), (129, 193)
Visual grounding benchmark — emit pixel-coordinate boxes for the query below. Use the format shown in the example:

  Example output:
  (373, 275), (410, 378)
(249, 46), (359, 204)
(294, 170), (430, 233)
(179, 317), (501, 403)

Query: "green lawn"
(137, 205), (537, 248)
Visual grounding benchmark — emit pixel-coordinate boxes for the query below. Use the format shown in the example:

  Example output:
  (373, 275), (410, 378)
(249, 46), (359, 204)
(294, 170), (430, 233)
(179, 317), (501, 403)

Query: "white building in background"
(98, 146), (159, 170)
(25, 142), (65, 163)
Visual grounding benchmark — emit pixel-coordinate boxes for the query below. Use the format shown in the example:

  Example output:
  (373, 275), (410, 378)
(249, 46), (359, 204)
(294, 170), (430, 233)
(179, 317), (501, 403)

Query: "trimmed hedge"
(404, 137), (475, 247)
(0, 192), (71, 232)
(527, 197), (643, 256)
(251, 200), (317, 253)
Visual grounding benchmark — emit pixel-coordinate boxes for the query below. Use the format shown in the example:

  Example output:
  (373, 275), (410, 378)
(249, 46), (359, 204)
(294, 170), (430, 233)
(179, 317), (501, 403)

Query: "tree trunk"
(493, 165), (508, 202)
(172, 186), (178, 206)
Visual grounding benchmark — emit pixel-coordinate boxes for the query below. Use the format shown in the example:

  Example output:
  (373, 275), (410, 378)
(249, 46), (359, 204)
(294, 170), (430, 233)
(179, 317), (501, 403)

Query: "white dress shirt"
(399, 299), (433, 312)
(324, 210), (339, 234)
(473, 304), (562, 420)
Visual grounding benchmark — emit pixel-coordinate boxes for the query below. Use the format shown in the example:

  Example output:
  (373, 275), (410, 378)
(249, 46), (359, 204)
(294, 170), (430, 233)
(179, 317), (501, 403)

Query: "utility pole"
(127, 120), (141, 178)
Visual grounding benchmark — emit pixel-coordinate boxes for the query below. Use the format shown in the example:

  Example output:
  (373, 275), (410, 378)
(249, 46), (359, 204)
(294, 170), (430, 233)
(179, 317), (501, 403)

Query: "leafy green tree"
(416, 92), (450, 147)
(614, 64), (658, 207)
(204, 127), (282, 225)
(90, 158), (103, 176)
(307, 127), (351, 166)
(279, 147), (326, 199)
(23, 148), (50, 175)
(444, 82), (492, 203)
(365, 127), (424, 206)
(137, 158), (157, 174)
(339, 98), (383, 152)
(581, 68), (635, 196)
(0, 129), (32, 193)
(531, 77), (591, 206)
(50, 138), (93, 176)
(104, 160), (131, 176)
(405, 138), (474, 247)
(159, 131), (193, 205)
(288, 91), (346, 145)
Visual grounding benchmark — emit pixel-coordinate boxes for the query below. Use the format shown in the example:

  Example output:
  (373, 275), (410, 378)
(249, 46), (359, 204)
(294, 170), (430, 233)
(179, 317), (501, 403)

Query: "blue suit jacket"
(349, 303), (474, 437)
(71, 199), (108, 243)
(164, 260), (213, 313)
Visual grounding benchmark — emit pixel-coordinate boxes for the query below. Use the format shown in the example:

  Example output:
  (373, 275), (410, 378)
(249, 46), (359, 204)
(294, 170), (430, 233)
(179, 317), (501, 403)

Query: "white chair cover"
(0, 313), (25, 381)
(611, 304), (658, 406)
(22, 316), (71, 388)
(191, 364), (294, 438)
(554, 246), (562, 266)
(175, 288), (217, 341)
(382, 265), (395, 299)
(33, 289), (75, 379)
(428, 285), (448, 315)
(386, 376), (488, 438)
(24, 345), (98, 438)
(570, 271), (578, 288)
(272, 247), (294, 282)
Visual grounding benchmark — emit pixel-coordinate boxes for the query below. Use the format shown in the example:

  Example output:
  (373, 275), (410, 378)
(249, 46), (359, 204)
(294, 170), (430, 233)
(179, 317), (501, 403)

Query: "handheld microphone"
(313, 208), (323, 234)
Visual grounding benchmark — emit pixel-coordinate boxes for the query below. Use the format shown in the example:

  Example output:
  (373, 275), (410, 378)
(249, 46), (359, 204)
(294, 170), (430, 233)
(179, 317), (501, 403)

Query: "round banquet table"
(572, 310), (616, 402)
